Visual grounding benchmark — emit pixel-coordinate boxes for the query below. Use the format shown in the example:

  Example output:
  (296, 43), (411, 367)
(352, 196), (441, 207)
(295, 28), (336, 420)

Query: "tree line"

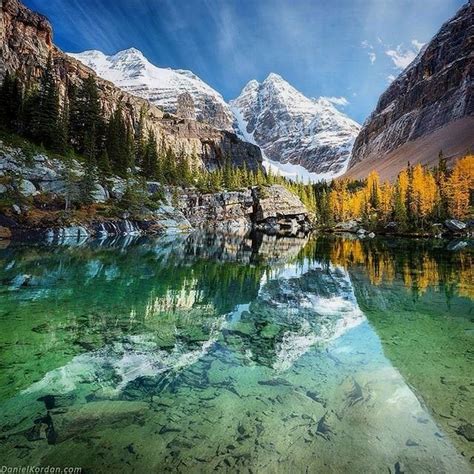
(317, 153), (473, 230)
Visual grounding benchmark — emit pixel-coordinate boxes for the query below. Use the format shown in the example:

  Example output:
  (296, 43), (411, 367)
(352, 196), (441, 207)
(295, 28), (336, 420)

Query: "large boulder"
(444, 219), (467, 232)
(335, 220), (359, 232)
(92, 184), (108, 203)
(253, 185), (308, 222)
(178, 188), (254, 232)
(18, 179), (37, 197)
(152, 205), (192, 234)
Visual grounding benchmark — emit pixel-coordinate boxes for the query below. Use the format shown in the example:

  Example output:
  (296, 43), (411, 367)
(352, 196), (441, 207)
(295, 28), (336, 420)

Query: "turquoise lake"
(0, 233), (472, 473)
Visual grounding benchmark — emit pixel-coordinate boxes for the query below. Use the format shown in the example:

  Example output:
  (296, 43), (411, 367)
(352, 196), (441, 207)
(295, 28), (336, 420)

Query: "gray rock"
(253, 185), (308, 222)
(92, 183), (108, 203)
(147, 181), (162, 195)
(368, 232), (375, 238)
(384, 221), (397, 231)
(446, 240), (468, 251)
(37, 179), (67, 194)
(12, 204), (21, 214)
(152, 205), (193, 234)
(33, 154), (47, 163)
(335, 220), (359, 232)
(110, 178), (127, 200)
(0, 183), (8, 194)
(444, 219), (467, 232)
(357, 228), (367, 235)
(18, 179), (37, 197)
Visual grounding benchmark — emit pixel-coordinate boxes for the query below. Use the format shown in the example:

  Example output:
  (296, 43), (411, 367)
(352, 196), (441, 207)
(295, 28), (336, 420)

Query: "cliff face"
(346, 2), (474, 180)
(0, 0), (262, 171)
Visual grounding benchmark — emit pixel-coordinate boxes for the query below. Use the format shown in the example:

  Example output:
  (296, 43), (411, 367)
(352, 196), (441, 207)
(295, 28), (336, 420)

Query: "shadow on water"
(0, 232), (472, 472)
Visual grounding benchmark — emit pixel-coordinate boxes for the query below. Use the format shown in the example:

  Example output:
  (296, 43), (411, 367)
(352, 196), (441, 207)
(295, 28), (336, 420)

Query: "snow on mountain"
(68, 48), (235, 131)
(230, 73), (361, 181)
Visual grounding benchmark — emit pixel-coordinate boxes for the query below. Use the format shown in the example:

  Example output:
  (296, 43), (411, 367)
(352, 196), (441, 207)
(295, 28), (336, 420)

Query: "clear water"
(0, 233), (472, 473)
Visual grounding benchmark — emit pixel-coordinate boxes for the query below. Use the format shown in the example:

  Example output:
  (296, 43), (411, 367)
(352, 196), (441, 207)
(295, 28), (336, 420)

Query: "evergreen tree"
(97, 148), (112, 178)
(135, 107), (147, 169)
(70, 75), (103, 156)
(78, 163), (97, 206)
(105, 106), (132, 177)
(143, 129), (159, 179)
(31, 55), (63, 150)
(0, 71), (23, 131)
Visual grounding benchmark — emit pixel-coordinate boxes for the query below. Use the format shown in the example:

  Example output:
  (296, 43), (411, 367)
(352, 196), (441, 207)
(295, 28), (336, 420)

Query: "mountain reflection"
(0, 233), (472, 472)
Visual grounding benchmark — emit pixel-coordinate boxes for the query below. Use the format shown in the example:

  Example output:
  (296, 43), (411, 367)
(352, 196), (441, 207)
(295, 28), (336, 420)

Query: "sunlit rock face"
(231, 73), (360, 177)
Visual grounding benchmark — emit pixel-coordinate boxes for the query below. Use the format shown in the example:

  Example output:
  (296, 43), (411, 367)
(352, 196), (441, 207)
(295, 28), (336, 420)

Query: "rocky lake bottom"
(0, 233), (472, 473)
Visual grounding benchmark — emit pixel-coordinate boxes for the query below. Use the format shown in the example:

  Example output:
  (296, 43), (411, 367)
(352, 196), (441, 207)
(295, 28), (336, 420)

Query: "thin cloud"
(385, 39), (424, 70)
(323, 96), (349, 107)
(361, 40), (376, 64)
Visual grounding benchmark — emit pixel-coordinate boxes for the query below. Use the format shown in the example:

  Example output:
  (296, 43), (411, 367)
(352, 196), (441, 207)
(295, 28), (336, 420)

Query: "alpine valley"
(0, 1), (473, 473)
(69, 50), (362, 180)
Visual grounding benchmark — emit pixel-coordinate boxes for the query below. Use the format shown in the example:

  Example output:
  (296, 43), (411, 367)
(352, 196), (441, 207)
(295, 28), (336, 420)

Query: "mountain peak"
(110, 48), (147, 65)
(68, 48), (235, 131)
(264, 72), (285, 83)
(231, 75), (360, 181)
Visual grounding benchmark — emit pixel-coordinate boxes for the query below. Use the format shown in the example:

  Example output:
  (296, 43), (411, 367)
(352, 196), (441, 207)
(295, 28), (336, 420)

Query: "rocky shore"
(0, 142), (311, 244)
(325, 218), (473, 239)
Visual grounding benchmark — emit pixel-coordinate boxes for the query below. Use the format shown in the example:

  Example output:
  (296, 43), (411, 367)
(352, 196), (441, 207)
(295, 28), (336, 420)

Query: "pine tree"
(31, 55), (63, 150)
(97, 148), (112, 178)
(78, 163), (97, 206)
(135, 106), (147, 170)
(70, 75), (103, 156)
(0, 71), (23, 131)
(143, 129), (159, 179)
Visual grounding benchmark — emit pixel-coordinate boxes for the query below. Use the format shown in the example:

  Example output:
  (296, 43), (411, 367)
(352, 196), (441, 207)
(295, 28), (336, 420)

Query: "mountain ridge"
(0, 0), (263, 173)
(68, 48), (235, 132)
(230, 73), (361, 180)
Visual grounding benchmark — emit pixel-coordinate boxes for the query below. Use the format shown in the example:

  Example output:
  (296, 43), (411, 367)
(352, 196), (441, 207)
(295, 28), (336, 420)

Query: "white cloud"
(387, 74), (396, 83)
(362, 40), (376, 64)
(323, 96), (349, 107)
(411, 39), (425, 50)
(385, 39), (424, 70)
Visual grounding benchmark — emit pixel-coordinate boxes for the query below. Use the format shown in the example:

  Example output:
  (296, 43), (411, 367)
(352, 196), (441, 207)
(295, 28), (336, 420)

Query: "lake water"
(0, 233), (472, 473)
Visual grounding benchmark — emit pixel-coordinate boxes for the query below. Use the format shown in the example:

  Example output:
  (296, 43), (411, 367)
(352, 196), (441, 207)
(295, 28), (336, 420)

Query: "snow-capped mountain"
(230, 73), (361, 181)
(68, 48), (235, 131)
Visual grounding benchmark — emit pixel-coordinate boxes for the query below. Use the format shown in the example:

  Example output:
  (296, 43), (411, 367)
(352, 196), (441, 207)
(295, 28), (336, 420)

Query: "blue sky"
(25, 0), (465, 123)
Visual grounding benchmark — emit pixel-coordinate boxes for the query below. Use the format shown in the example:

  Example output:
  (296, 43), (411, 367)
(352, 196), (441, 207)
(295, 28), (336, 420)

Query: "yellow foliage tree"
(446, 154), (474, 219)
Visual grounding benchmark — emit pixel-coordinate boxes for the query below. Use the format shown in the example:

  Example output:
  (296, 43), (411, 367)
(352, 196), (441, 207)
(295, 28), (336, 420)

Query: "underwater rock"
(456, 423), (474, 442)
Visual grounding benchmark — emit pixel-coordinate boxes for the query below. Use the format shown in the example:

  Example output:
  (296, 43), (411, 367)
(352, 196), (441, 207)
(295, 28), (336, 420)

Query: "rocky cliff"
(177, 185), (310, 235)
(346, 2), (474, 180)
(0, 0), (262, 172)
(0, 142), (310, 242)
